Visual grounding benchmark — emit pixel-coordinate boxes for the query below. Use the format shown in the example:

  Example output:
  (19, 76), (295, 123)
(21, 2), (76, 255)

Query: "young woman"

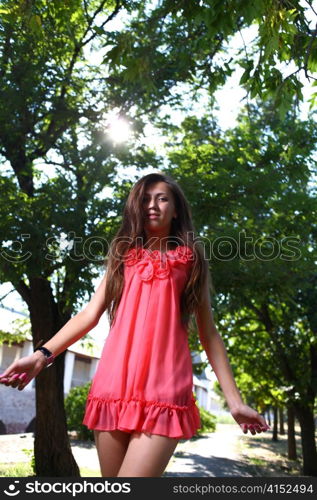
(0, 172), (269, 477)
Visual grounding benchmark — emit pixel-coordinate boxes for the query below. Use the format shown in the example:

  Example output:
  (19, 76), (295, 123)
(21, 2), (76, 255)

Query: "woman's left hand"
(230, 403), (270, 435)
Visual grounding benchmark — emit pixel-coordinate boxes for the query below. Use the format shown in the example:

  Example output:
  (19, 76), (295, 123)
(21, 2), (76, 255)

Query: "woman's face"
(142, 181), (177, 239)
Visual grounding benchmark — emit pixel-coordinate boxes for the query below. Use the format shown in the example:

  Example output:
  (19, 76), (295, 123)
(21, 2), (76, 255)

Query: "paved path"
(70, 424), (255, 477)
(0, 424), (256, 477)
(164, 424), (256, 477)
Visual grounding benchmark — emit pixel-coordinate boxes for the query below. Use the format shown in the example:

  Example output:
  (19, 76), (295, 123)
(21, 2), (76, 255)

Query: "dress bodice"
(123, 245), (194, 281)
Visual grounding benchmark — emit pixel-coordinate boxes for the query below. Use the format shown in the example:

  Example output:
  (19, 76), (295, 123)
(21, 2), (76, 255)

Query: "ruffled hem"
(82, 395), (201, 439)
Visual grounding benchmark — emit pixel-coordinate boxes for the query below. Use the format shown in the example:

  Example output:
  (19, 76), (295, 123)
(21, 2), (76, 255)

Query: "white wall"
(0, 341), (100, 434)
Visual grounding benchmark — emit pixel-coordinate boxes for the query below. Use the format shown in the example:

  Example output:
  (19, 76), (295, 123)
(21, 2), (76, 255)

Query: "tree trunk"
(279, 406), (285, 435)
(28, 277), (80, 476)
(272, 406), (278, 441)
(287, 404), (297, 460)
(294, 401), (317, 476)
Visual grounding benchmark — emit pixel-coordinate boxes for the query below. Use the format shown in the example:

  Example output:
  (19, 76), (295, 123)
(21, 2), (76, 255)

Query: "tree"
(1, 0), (317, 475)
(106, 0), (317, 115)
(163, 103), (317, 475)
(0, 1), (134, 476)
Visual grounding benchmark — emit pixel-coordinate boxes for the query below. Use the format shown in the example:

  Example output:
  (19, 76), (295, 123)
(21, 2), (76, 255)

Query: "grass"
(0, 462), (101, 477)
(213, 418), (309, 477)
(80, 467), (101, 477)
(0, 432), (101, 478)
(0, 462), (34, 477)
(248, 457), (268, 467)
(236, 425), (304, 476)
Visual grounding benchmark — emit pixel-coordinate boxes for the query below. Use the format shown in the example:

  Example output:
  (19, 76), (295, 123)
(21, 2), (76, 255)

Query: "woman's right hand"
(0, 351), (48, 391)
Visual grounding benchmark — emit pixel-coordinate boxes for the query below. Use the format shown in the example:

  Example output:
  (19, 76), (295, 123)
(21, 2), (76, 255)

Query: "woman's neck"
(144, 237), (174, 252)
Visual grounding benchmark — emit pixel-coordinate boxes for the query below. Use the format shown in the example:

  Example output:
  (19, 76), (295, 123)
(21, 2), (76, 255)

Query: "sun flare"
(107, 116), (132, 143)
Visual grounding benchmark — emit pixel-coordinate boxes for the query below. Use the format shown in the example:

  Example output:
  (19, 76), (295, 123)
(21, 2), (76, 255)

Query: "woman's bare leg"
(117, 431), (179, 477)
(94, 429), (131, 477)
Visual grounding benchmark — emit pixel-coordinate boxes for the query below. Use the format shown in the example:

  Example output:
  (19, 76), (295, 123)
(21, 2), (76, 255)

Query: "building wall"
(0, 341), (99, 434)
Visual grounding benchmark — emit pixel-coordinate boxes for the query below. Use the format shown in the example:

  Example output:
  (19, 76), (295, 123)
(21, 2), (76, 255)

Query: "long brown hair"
(104, 172), (211, 327)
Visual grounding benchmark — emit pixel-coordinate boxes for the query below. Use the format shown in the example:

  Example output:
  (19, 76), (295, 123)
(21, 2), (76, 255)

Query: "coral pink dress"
(83, 245), (201, 439)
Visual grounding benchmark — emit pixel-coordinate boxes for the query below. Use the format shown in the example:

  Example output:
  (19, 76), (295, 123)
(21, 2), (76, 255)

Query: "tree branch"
(82, 0), (123, 46)
(304, 0), (317, 18)
(36, 1), (123, 159)
(304, 21), (317, 79)
(42, 158), (77, 174)
(0, 288), (16, 303)
(83, 0), (90, 23)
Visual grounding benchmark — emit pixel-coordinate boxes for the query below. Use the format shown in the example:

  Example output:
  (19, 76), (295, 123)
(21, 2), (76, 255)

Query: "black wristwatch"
(34, 346), (55, 368)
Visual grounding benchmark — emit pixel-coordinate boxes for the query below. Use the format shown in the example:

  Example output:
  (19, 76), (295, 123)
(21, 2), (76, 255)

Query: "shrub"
(196, 405), (217, 435)
(64, 382), (93, 441)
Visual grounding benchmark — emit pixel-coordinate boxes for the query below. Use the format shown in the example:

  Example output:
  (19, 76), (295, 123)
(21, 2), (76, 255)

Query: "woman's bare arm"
(0, 272), (108, 389)
(43, 272), (108, 357)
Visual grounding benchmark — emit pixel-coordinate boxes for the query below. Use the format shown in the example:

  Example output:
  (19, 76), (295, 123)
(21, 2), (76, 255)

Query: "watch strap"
(34, 346), (55, 368)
